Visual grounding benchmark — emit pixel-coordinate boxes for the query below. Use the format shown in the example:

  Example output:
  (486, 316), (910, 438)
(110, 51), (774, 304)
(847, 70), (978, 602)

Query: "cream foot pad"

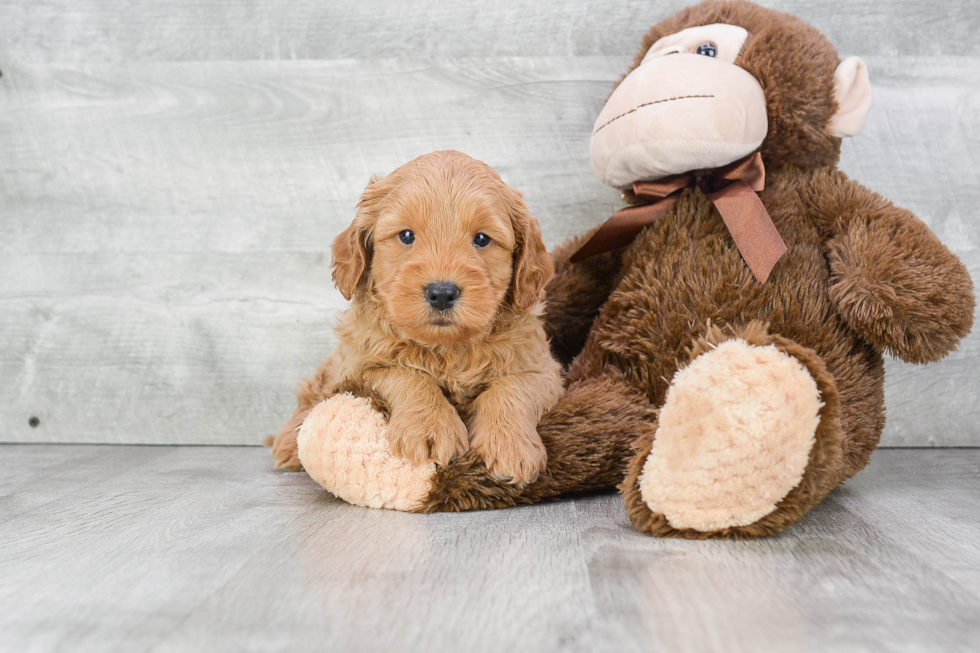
(639, 339), (823, 531)
(297, 394), (435, 511)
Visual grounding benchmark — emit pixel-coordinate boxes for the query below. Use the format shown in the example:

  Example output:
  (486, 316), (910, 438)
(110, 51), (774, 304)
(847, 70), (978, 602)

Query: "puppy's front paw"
(470, 419), (547, 486)
(387, 406), (468, 467)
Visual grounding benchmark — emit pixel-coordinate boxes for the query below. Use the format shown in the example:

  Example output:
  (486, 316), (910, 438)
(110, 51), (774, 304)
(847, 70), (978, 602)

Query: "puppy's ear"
(332, 175), (386, 300)
(505, 187), (554, 312)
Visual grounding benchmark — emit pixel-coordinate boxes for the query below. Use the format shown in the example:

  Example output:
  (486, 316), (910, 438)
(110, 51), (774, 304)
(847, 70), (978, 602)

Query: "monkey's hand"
(544, 229), (624, 366)
(820, 179), (974, 363)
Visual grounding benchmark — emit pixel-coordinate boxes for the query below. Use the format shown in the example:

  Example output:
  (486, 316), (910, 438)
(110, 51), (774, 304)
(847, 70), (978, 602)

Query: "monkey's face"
(591, 24), (768, 189)
(591, 9), (873, 190)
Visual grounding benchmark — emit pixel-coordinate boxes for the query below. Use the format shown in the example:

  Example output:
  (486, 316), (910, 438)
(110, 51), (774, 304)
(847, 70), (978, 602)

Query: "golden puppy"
(270, 151), (564, 484)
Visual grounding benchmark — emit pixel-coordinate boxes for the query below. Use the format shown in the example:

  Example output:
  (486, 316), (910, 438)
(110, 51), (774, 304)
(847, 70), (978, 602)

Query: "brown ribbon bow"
(570, 152), (787, 283)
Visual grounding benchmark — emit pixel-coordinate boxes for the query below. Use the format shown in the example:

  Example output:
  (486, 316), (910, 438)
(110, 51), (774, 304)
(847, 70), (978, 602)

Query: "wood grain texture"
(2, 0), (979, 62)
(0, 56), (621, 444)
(1, 53), (977, 445)
(0, 445), (978, 652)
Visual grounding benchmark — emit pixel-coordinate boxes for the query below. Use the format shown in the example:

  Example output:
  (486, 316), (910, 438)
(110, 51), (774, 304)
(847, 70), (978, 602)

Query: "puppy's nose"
(424, 282), (461, 311)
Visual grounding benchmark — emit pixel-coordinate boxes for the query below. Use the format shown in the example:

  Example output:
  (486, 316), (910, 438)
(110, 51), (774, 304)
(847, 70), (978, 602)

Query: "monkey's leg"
(420, 371), (654, 512)
(622, 323), (845, 539)
(295, 371), (655, 512)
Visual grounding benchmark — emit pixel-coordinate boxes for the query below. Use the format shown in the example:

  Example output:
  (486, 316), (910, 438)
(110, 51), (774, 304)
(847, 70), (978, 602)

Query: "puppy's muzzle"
(424, 282), (461, 312)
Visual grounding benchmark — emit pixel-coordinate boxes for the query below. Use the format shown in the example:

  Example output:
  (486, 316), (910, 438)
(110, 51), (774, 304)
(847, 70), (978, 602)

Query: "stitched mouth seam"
(592, 94), (715, 135)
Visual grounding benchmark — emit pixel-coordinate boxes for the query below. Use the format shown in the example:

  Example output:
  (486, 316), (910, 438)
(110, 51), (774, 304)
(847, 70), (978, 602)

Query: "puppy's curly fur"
(269, 151), (564, 484)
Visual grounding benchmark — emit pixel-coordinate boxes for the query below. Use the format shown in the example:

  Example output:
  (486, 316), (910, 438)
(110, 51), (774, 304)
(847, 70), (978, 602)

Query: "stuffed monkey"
(274, 0), (974, 538)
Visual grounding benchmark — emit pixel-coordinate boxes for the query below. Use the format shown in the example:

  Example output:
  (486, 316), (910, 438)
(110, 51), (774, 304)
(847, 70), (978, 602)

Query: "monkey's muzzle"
(590, 53), (769, 189)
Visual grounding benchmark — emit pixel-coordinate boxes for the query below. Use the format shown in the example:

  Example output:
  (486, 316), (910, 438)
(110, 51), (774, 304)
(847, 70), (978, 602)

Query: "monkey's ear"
(331, 175), (385, 300)
(829, 57), (873, 138)
(506, 188), (554, 312)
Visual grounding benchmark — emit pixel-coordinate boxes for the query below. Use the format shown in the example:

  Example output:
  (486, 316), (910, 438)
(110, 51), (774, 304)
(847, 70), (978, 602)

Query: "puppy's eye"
(696, 43), (717, 57)
(397, 230), (415, 245)
(472, 233), (492, 248)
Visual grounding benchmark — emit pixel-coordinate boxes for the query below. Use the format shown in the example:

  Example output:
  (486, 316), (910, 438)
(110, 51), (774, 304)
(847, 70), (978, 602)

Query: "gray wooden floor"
(1, 446), (978, 653)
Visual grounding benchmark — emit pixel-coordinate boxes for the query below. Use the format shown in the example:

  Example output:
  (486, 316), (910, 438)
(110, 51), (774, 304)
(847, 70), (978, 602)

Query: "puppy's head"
(332, 151), (552, 345)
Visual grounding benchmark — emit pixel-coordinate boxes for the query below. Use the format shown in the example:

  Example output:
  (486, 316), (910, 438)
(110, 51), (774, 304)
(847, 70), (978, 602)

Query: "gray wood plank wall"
(1, 1), (978, 445)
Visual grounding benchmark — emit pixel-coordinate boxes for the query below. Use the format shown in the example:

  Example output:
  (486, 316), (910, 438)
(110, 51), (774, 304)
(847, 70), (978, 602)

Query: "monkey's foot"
(297, 394), (435, 511)
(622, 324), (843, 538)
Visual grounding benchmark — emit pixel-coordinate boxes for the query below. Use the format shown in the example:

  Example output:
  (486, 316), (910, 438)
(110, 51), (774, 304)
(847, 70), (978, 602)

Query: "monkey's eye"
(397, 230), (415, 245)
(696, 43), (717, 57)
(473, 233), (492, 248)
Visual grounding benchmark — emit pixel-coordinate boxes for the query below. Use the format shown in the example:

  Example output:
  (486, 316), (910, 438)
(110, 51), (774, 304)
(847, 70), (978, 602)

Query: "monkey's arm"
(544, 229), (624, 366)
(805, 169), (974, 363)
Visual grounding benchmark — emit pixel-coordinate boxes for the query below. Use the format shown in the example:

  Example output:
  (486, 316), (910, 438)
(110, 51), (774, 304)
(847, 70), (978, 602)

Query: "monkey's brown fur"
(419, 0), (974, 536)
(273, 1), (973, 538)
